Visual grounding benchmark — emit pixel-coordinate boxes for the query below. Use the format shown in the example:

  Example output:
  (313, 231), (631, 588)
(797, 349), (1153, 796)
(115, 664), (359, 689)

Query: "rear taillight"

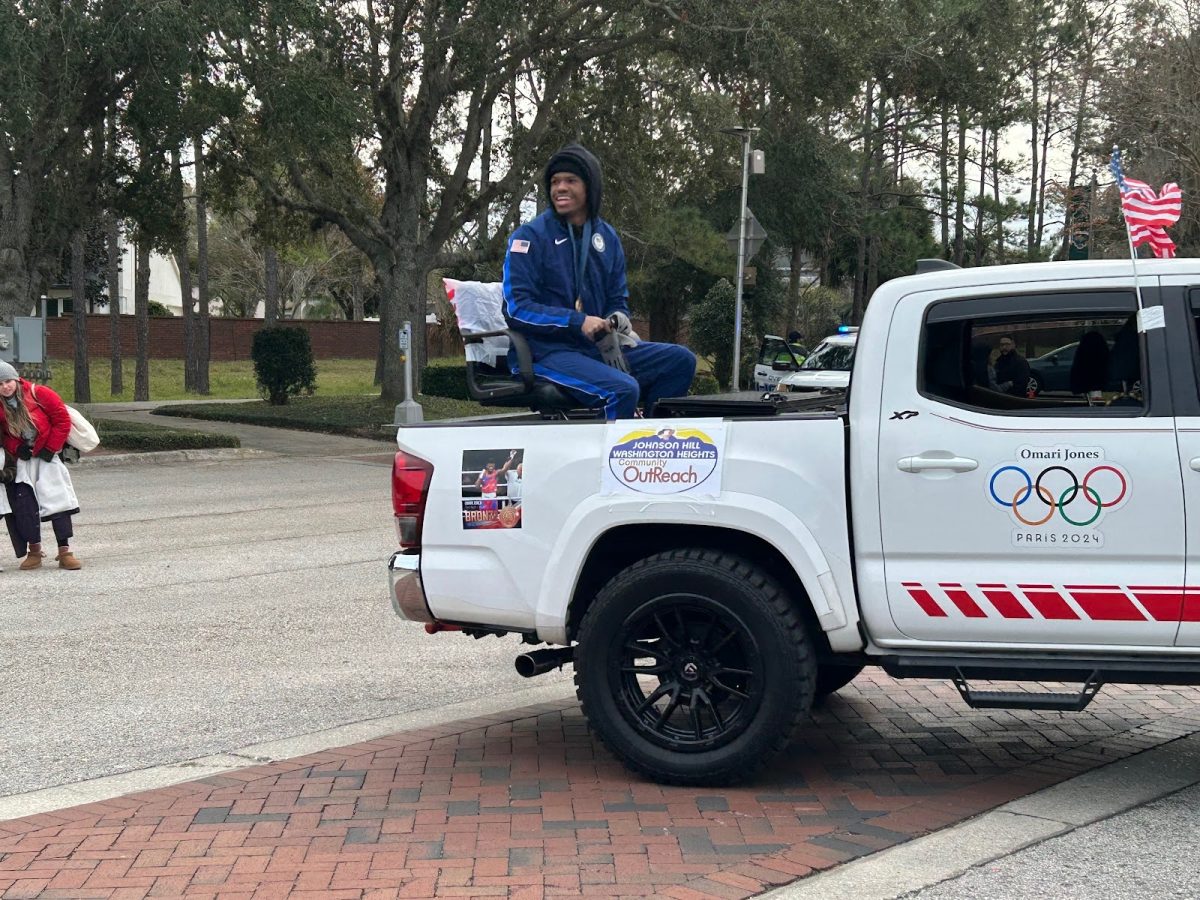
(392, 450), (434, 549)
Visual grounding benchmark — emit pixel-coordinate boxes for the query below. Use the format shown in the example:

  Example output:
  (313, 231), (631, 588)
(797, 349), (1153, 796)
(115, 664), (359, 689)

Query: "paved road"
(901, 783), (1200, 900)
(0, 444), (571, 798)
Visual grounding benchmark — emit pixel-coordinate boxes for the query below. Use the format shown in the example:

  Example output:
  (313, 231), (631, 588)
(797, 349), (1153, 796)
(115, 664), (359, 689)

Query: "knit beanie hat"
(544, 144), (603, 220)
(0, 360), (18, 381)
(546, 154), (590, 187)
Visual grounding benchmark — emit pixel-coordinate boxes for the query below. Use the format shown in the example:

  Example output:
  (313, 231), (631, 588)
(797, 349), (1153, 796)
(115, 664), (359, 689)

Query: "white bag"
(444, 279), (509, 368)
(16, 456), (80, 519)
(30, 385), (100, 452)
(66, 405), (100, 452)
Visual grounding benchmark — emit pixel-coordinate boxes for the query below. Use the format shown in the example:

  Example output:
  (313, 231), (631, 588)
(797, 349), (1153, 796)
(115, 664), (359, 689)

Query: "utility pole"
(721, 126), (761, 391)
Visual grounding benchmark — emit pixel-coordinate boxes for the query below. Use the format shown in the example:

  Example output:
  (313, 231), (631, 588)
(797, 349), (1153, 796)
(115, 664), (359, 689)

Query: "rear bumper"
(389, 551), (433, 622)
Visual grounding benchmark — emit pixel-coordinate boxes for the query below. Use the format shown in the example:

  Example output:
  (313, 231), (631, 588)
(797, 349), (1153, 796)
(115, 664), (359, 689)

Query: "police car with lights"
(775, 326), (857, 393)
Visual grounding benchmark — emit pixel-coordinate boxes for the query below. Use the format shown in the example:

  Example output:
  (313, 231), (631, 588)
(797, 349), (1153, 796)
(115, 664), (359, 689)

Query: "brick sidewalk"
(3, 673), (1199, 899)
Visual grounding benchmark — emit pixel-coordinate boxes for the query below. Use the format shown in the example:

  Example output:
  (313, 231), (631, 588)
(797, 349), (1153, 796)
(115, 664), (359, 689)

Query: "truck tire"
(574, 548), (815, 786)
(813, 663), (865, 705)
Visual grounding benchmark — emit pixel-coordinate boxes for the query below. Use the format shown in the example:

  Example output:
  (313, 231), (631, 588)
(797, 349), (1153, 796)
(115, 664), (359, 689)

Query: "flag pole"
(1123, 207), (1149, 330)
(1111, 145), (1157, 334)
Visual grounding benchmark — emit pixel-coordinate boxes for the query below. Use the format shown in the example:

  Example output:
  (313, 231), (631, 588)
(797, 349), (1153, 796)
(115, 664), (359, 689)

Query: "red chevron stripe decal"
(899, 582), (1198, 623)
(903, 583), (947, 617)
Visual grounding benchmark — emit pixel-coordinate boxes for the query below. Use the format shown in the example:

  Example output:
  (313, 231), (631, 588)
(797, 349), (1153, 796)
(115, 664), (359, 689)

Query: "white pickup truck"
(389, 258), (1200, 785)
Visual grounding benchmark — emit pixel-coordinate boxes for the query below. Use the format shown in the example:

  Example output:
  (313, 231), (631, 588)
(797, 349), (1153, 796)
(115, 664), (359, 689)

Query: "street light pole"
(723, 126), (758, 392)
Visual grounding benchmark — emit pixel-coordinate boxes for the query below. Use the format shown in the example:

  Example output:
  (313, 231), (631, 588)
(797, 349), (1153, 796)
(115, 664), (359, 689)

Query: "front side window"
(922, 299), (1144, 414)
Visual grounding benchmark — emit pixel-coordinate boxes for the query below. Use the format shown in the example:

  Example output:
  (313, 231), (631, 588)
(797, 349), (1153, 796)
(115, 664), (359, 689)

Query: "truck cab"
(850, 259), (1198, 654)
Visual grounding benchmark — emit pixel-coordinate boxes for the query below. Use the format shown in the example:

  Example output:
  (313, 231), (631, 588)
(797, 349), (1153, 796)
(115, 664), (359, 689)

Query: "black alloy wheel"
(614, 594), (764, 753)
(575, 548), (815, 786)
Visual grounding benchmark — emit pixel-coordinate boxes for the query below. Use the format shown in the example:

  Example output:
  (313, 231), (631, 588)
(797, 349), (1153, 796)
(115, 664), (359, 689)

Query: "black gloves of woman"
(16, 444), (55, 461)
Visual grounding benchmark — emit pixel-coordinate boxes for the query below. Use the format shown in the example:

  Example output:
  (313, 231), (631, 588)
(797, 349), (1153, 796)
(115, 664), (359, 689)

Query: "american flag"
(1109, 147), (1182, 259)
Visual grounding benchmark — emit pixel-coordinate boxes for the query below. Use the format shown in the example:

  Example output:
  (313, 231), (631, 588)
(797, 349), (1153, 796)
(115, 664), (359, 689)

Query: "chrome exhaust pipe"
(515, 646), (574, 678)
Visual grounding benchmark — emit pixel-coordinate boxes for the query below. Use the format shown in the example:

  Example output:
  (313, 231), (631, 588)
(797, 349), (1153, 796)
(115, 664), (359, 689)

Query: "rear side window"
(921, 292), (1145, 414)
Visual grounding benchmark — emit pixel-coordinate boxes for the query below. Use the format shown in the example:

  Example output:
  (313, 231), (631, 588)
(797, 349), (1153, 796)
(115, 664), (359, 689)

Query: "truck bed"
(404, 390), (846, 428)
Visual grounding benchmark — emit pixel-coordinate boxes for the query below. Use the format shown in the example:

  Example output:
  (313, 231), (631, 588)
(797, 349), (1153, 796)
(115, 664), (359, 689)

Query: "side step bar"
(881, 652), (1200, 686)
(952, 670), (1103, 711)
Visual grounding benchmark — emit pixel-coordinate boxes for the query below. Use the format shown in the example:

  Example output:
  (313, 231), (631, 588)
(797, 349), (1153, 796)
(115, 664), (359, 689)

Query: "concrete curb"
(762, 731), (1200, 900)
(76, 448), (276, 468)
(0, 683), (575, 822)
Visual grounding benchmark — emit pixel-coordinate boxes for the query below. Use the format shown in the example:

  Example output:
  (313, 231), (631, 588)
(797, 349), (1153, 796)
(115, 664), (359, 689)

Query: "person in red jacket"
(0, 361), (81, 569)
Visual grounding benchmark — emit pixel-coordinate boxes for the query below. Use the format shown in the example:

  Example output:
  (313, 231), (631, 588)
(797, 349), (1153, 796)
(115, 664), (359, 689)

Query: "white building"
(117, 240), (185, 316)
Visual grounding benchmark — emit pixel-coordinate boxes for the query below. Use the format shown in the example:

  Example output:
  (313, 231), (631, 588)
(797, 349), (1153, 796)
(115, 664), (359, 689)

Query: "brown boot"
(56, 550), (81, 570)
(19, 551), (43, 570)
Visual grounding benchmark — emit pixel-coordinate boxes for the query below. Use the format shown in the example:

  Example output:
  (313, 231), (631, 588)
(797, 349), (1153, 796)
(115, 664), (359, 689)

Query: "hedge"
(153, 394), (487, 437)
(420, 364), (469, 400)
(94, 419), (241, 452)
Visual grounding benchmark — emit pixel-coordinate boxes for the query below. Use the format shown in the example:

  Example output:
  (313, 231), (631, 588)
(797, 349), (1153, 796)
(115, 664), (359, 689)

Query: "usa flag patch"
(511, 239), (530, 253)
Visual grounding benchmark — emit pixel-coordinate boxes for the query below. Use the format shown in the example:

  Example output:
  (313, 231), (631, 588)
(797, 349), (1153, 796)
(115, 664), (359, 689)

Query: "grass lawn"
(45, 356), (466, 403)
(47, 358), (382, 403)
(42, 355), (489, 439)
(154, 394), (488, 438)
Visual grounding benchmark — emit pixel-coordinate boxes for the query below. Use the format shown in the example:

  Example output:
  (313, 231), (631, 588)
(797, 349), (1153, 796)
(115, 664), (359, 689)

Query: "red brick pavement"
(3, 672), (1199, 899)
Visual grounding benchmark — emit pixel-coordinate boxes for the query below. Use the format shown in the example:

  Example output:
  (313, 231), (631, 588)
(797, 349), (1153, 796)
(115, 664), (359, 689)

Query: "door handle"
(1190, 457), (1200, 472)
(897, 454), (979, 473)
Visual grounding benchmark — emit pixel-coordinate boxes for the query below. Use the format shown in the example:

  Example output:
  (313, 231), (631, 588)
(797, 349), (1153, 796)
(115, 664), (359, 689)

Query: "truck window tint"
(922, 312), (1144, 413)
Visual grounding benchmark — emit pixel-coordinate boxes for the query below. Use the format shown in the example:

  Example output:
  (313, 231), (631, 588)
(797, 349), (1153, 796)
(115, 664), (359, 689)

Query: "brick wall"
(46, 315), (666, 362)
(47, 316), (385, 361)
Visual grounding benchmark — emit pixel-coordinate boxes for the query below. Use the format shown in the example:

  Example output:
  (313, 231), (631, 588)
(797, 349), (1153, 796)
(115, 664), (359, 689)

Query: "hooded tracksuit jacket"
(502, 144), (696, 419)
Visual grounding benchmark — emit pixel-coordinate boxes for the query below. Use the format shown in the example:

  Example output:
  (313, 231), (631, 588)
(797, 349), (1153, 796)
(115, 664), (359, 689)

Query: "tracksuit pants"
(532, 342), (697, 419)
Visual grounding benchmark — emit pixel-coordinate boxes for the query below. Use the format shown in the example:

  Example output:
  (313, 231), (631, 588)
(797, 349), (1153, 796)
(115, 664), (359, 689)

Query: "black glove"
(0, 467), (15, 483)
(37, 447), (55, 462)
(16, 444), (32, 461)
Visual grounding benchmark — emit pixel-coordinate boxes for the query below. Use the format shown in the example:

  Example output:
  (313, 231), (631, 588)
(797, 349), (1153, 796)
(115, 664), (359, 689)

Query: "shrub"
(421, 364), (468, 399)
(148, 300), (173, 316)
(689, 279), (739, 389)
(690, 373), (720, 396)
(251, 327), (317, 405)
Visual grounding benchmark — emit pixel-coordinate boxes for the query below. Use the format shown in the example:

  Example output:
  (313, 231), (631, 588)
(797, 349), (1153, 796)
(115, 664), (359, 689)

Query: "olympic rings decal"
(989, 463), (1128, 526)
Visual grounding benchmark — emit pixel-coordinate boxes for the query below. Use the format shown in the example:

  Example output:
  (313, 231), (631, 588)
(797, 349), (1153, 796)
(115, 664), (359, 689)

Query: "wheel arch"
(564, 524), (834, 659)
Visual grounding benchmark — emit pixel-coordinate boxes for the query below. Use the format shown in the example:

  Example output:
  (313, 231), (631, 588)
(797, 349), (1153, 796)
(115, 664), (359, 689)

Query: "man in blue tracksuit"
(502, 144), (696, 419)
